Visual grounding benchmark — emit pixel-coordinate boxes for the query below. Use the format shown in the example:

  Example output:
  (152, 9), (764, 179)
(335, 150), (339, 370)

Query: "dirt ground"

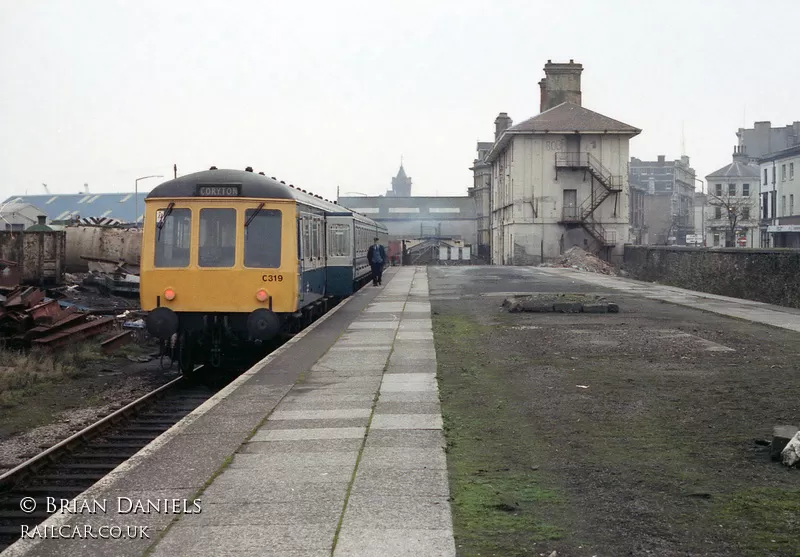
(0, 340), (178, 474)
(430, 266), (800, 557)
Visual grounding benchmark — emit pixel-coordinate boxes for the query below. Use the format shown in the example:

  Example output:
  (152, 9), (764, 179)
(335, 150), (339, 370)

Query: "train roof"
(147, 169), (294, 200)
(146, 169), (385, 230)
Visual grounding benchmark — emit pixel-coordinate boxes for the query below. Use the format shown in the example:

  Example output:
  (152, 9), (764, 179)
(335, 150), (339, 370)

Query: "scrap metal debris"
(0, 280), (145, 350)
(540, 246), (619, 275)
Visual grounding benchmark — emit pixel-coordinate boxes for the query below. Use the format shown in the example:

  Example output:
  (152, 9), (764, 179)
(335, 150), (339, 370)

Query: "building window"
(792, 163), (795, 180)
(782, 164), (787, 181)
(762, 192), (769, 219)
(764, 168), (768, 184)
(742, 207), (750, 220)
(715, 183), (723, 196)
(714, 207), (722, 219)
(728, 184), (736, 196)
(742, 184), (750, 196)
(791, 195), (795, 216)
(713, 233), (720, 246)
(773, 166), (777, 183)
(782, 196), (787, 217)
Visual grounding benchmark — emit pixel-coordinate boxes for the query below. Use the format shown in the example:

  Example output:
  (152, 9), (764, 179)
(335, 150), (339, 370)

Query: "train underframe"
(146, 275), (376, 378)
(162, 297), (340, 376)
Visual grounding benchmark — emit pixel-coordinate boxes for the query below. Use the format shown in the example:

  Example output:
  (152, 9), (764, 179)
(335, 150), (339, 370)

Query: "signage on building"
(685, 234), (702, 244)
(767, 225), (800, 233)
(737, 236), (748, 246)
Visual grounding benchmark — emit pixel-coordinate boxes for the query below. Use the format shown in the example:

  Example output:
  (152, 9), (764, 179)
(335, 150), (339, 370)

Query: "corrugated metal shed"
(1, 193), (149, 224)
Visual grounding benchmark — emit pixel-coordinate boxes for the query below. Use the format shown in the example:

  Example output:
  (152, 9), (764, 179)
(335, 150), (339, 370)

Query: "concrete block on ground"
(582, 303), (609, 313)
(781, 431), (800, 467)
(520, 301), (554, 312)
(553, 301), (584, 313)
(771, 425), (799, 460)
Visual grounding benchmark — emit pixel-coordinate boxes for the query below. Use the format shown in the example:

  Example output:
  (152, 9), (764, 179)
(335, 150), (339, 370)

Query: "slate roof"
(2, 192), (150, 224)
(486, 102), (640, 162)
(509, 102), (640, 134)
(706, 161), (760, 179)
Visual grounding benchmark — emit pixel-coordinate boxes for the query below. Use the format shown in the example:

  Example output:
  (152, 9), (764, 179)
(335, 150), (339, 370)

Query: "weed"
(715, 488), (800, 555)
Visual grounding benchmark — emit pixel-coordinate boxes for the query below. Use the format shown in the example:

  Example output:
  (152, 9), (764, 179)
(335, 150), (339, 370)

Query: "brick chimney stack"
(732, 145), (750, 164)
(494, 112), (513, 140)
(539, 59), (583, 112)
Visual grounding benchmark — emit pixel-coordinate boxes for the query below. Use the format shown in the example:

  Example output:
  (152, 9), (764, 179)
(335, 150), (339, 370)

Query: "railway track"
(0, 371), (216, 552)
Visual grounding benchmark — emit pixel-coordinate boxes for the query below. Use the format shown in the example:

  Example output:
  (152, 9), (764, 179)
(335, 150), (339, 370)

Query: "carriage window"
(244, 209), (281, 268)
(198, 208), (236, 267)
(328, 224), (351, 256)
(154, 208), (191, 267)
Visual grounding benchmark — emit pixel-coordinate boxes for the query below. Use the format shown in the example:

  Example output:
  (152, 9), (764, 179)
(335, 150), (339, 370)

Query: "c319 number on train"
(262, 274), (284, 282)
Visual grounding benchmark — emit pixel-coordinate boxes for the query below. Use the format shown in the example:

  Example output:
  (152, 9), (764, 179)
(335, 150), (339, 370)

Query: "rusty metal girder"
(100, 330), (133, 353)
(32, 317), (114, 348)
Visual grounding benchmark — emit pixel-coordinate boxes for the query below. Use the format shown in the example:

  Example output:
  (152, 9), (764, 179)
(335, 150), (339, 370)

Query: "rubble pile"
(0, 282), (144, 350)
(541, 247), (619, 275)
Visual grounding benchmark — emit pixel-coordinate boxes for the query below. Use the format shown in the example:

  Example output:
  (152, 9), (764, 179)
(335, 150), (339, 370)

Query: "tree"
(708, 192), (753, 247)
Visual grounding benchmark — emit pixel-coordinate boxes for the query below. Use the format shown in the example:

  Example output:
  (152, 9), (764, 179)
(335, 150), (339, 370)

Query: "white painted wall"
(490, 133), (632, 264)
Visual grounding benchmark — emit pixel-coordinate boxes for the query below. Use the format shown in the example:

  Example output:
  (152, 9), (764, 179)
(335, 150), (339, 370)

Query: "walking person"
(367, 237), (386, 286)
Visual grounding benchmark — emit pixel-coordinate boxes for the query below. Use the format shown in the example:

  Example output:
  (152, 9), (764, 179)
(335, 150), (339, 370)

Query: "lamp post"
(134, 175), (164, 227)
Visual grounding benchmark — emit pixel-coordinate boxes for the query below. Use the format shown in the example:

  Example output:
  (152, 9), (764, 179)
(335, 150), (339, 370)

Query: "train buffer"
(4, 266), (455, 557)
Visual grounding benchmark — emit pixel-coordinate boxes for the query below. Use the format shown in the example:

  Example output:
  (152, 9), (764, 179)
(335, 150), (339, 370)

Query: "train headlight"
(164, 288), (176, 301)
(256, 289), (269, 302)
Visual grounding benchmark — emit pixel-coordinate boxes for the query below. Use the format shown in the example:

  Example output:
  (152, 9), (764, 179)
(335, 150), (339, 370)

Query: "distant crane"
(42, 183), (49, 194)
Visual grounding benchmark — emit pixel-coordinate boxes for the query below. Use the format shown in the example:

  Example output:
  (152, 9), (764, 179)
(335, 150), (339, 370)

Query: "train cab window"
(244, 209), (281, 268)
(198, 208), (236, 267)
(154, 208), (191, 267)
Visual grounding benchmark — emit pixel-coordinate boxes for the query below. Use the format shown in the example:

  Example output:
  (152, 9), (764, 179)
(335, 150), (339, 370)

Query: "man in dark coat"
(367, 237), (386, 286)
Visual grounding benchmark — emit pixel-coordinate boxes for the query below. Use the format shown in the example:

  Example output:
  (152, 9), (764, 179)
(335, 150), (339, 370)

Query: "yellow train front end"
(139, 169), (299, 372)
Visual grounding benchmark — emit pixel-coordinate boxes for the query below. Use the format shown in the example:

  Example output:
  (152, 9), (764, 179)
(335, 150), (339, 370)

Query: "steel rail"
(0, 376), (185, 490)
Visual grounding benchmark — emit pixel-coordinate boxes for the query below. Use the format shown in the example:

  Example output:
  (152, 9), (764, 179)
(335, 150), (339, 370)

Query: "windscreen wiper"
(245, 202), (265, 228)
(156, 202), (175, 241)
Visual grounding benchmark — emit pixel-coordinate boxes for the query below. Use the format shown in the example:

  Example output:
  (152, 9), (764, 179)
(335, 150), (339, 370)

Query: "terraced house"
(482, 60), (641, 265)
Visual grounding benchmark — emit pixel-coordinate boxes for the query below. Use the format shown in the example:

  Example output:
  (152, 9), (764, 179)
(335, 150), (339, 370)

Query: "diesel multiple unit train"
(141, 168), (388, 374)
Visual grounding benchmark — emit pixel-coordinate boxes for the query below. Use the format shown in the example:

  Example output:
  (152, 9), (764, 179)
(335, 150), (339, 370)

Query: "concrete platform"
(1, 267), (454, 557)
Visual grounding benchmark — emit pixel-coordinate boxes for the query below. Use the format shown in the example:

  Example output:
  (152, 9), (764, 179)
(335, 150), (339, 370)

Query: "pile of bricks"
(0, 286), (115, 349)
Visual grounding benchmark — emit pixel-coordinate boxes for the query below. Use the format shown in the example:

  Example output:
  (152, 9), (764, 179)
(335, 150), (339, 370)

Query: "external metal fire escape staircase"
(555, 152), (622, 249)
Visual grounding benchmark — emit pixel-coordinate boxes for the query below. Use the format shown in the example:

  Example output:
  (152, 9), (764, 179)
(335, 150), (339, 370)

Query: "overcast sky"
(1, 0), (798, 201)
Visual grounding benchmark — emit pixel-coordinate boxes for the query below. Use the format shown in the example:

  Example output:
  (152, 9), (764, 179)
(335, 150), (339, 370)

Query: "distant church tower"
(388, 158), (412, 197)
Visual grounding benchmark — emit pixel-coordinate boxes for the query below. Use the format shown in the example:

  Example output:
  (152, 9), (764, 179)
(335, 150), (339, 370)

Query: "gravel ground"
(431, 265), (800, 557)
(0, 352), (178, 475)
